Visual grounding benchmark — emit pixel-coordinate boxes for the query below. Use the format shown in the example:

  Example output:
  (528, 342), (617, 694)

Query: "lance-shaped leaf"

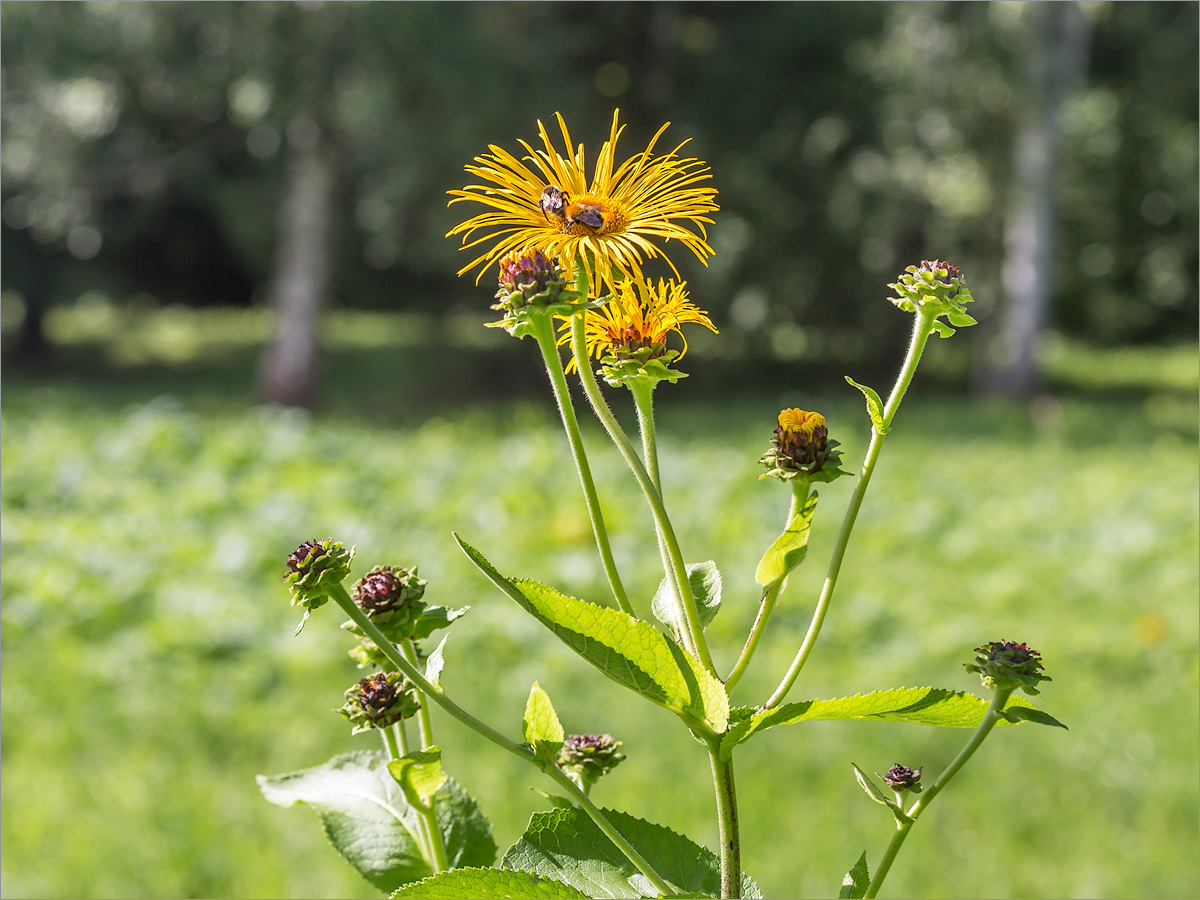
(391, 867), (589, 899)
(388, 748), (448, 809)
(501, 806), (761, 899)
(413, 604), (471, 641)
(755, 491), (818, 588)
(425, 635), (449, 689)
(455, 536), (728, 734)
(721, 688), (1058, 759)
(258, 751), (495, 892)
(839, 852), (870, 899)
(845, 376), (889, 434)
(651, 560), (722, 643)
(850, 763), (904, 818)
(523, 682), (565, 765)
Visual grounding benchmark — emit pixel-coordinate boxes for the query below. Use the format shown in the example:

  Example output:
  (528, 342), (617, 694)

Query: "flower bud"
(352, 565), (427, 640)
(877, 763), (923, 794)
(965, 640), (1051, 696)
(338, 671), (420, 734)
(887, 260), (976, 334)
(556, 733), (625, 788)
(759, 408), (847, 483)
(284, 538), (355, 624)
(490, 250), (590, 336)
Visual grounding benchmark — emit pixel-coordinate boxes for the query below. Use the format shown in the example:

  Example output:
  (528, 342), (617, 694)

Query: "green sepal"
(755, 491), (818, 588)
(931, 319), (956, 339)
(721, 687), (1050, 759)
(388, 747), (448, 809)
(501, 806), (762, 899)
(839, 852), (870, 899)
(390, 867), (590, 899)
(651, 560), (722, 643)
(845, 376), (889, 434)
(851, 763), (908, 822)
(758, 442), (850, 484)
(455, 535), (729, 734)
(598, 350), (687, 388)
(523, 682), (565, 766)
(489, 294), (602, 340)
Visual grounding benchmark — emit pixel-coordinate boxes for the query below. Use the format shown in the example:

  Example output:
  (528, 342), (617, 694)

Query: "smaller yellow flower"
(564, 277), (718, 370)
(760, 408), (847, 483)
(777, 409), (826, 443)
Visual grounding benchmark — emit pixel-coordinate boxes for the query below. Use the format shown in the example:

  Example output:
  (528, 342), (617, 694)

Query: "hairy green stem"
(381, 726), (402, 761)
(403, 639), (437, 749)
(863, 687), (1013, 899)
(400, 638), (449, 872)
(567, 269), (715, 675)
(707, 742), (741, 899)
(392, 721), (410, 755)
(529, 315), (633, 616)
(762, 309), (936, 709)
(725, 480), (810, 692)
(326, 586), (673, 895)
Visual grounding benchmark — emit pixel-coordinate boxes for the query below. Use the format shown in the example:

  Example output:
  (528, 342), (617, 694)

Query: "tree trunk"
(258, 121), (337, 407)
(980, 2), (1092, 395)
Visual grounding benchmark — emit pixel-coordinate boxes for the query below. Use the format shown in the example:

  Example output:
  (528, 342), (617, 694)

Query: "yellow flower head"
(777, 408), (826, 441)
(447, 110), (718, 293)
(567, 277), (718, 368)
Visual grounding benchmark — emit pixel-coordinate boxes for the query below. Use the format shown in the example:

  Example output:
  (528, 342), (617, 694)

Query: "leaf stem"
(707, 740), (742, 899)
(400, 638), (449, 873)
(403, 639), (437, 749)
(529, 314), (634, 617)
(325, 585), (672, 894)
(762, 308), (936, 709)
(863, 687), (1013, 899)
(567, 269), (715, 676)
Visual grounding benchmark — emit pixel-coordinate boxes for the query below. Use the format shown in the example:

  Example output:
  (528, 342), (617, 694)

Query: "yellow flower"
(447, 110), (718, 293)
(564, 277), (718, 369)
(776, 408), (826, 442)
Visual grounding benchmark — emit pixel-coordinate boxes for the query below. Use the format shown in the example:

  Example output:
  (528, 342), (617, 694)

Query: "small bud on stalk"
(284, 538), (355, 633)
(489, 250), (591, 336)
(877, 763), (923, 794)
(352, 565), (427, 639)
(556, 733), (626, 792)
(759, 408), (847, 483)
(965, 640), (1051, 696)
(887, 259), (976, 336)
(338, 671), (420, 735)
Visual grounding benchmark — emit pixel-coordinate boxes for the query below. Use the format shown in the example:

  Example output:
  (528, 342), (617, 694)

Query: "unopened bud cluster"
(338, 671), (420, 734)
(353, 565), (427, 635)
(878, 763), (923, 794)
(759, 408), (846, 483)
(965, 640), (1051, 696)
(556, 733), (626, 788)
(285, 537), (355, 615)
(887, 259), (976, 332)
(490, 250), (588, 335)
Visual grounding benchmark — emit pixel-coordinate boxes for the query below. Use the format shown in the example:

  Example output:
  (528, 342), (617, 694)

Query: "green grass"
(2, 366), (1197, 898)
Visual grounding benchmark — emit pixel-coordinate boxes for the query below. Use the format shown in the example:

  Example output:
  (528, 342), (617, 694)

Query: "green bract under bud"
(489, 250), (596, 338)
(556, 733), (626, 790)
(759, 408), (848, 484)
(352, 565), (427, 640)
(338, 671), (420, 735)
(887, 260), (977, 337)
(285, 538), (354, 632)
(965, 640), (1051, 696)
(878, 763), (923, 794)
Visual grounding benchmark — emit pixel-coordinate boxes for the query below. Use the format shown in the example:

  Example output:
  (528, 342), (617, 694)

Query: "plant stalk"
(762, 308), (936, 709)
(400, 638), (449, 873)
(707, 741), (742, 899)
(529, 315), (634, 617)
(863, 687), (1013, 899)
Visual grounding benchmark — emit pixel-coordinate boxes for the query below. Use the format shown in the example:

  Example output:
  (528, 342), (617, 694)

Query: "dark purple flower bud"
(556, 733), (626, 786)
(878, 764), (923, 794)
(338, 671), (420, 734)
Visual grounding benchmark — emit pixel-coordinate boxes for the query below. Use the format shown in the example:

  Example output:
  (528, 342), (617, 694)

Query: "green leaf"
(531, 788), (577, 810)
(839, 852), (870, 899)
(523, 682), (565, 764)
(946, 309), (978, 327)
(845, 376), (889, 434)
(721, 688), (1047, 758)
(755, 491), (819, 588)
(412, 605), (470, 641)
(391, 867), (589, 899)
(1002, 705), (1068, 729)
(651, 560), (722, 642)
(931, 319), (956, 338)
(500, 806), (761, 899)
(425, 635), (449, 689)
(388, 747), (448, 808)
(258, 751), (495, 892)
(454, 536), (728, 734)
(851, 763), (900, 813)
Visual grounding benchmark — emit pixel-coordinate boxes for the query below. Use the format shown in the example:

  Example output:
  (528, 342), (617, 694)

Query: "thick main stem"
(863, 688), (1013, 899)
(530, 317), (633, 616)
(762, 309), (936, 709)
(707, 743), (741, 899)
(326, 587), (673, 896)
(568, 305), (715, 675)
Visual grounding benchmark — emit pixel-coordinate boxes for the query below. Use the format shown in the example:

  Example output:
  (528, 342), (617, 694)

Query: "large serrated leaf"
(258, 751), (495, 892)
(455, 535), (728, 733)
(721, 688), (1046, 758)
(500, 806), (761, 899)
(651, 560), (722, 642)
(839, 852), (870, 899)
(391, 867), (589, 899)
(755, 491), (818, 587)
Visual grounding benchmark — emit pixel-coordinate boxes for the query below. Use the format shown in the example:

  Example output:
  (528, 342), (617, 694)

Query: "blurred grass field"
(1, 319), (1197, 899)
